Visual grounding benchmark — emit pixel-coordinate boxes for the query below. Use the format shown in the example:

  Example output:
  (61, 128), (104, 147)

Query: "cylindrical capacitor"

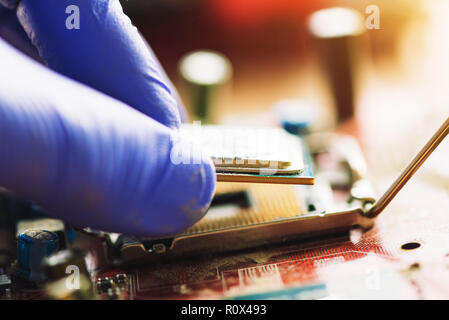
(308, 7), (366, 124)
(17, 229), (59, 281)
(271, 99), (320, 135)
(179, 50), (233, 123)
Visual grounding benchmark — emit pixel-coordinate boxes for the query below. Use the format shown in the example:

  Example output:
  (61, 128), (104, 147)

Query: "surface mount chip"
(180, 124), (314, 185)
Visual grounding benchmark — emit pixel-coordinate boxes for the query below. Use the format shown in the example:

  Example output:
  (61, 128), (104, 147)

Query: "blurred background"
(120, 0), (448, 190)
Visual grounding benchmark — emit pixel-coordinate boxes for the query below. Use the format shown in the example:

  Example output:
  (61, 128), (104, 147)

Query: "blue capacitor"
(17, 229), (59, 281)
(271, 100), (318, 135)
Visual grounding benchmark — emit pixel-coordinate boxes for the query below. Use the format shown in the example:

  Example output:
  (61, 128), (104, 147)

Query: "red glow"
(208, 0), (329, 29)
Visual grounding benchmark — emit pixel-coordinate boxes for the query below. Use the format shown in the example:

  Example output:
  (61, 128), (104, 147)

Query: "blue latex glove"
(0, 1), (216, 236)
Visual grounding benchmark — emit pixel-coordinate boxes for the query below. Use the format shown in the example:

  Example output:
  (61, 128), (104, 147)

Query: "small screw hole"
(401, 242), (421, 250)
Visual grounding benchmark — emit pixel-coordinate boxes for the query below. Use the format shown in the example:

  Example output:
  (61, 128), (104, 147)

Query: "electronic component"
(180, 124), (315, 184)
(116, 136), (364, 264)
(190, 183), (306, 234)
(16, 218), (67, 250)
(17, 229), (59, 281)
(210, 190), (252, 208)
(95, 274), (128, 299)
(179, 51), (233, 122)
(4, 118), (447, 300)
(308, 7), (365, 123)
(116, 117), (449, 264)
(0, 274), (11, 296)
(271, 99), (319, 135)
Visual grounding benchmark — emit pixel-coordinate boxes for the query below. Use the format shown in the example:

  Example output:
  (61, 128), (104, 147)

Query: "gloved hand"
(0, 0), (216, 237)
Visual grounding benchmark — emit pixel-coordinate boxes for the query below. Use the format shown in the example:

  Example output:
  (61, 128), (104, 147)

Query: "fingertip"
(135, 136), (216, 237)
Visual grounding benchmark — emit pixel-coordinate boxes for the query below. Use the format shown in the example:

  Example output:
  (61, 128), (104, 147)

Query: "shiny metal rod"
(366, 116), (449, 218)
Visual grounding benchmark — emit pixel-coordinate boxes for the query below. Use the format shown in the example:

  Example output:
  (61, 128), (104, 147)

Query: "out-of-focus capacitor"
(308, 7), (366, 124)
(271, 99), (319, 135)
(17, 229), (59, 281)
(17, 217), (67, 250)
(179, 50), (233, 122)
